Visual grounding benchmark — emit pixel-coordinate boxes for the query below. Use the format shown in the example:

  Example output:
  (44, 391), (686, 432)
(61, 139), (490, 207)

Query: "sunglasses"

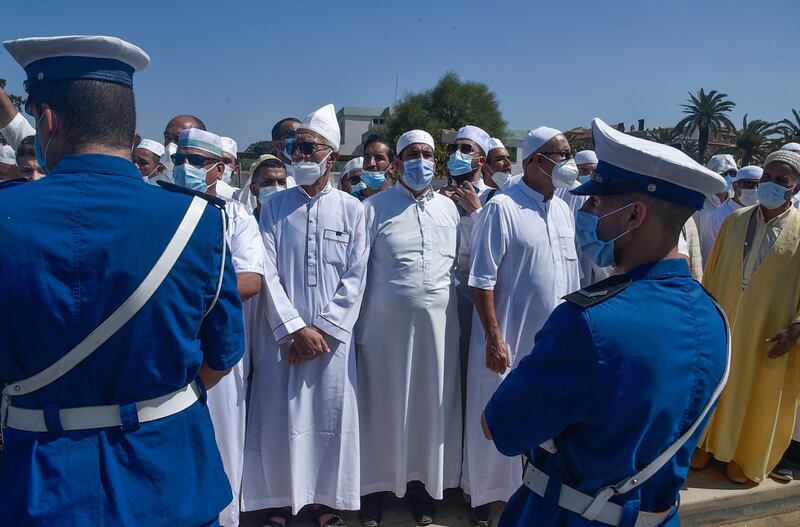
(288, 141), (332, 156)
(172, 153), (221, 167)
(448, 143), (477, 155)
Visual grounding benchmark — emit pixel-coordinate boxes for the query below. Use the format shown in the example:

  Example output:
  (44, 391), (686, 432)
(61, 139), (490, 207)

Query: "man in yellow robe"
(694, 150), (800, 484)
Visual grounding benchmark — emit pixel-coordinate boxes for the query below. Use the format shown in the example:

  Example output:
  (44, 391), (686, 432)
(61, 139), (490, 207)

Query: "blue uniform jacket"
(485, 259), (727, 527)
(0, 154), (244, 527)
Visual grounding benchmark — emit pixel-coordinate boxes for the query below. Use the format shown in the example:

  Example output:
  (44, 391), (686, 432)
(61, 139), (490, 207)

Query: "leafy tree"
(565, 131), (592, 153)
(648, 127), (683, 145)
(244, 140), (272, 155)
(731, 114), (777, 165)
(675, 89), (735, 164)
(777, 109), (800, 142)
(385, 72), (506, 177)
(679, 139), (699, 160)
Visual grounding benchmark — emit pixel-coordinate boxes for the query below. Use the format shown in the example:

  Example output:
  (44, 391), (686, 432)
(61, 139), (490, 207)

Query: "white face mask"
(259, 185), (285, 202)
(540, 156), (579, 188)
(291, 151), (332, 186)
(738, 188), (759, 207)
(222, 166), (233, 184)
(491, 170), (512, 189)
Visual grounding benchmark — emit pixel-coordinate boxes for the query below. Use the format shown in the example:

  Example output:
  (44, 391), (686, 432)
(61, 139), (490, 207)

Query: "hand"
(454, 182), (482, 214)
(766, 323), (800, 359)
(439, 186), (457, 199)
(485, 333), (511, 374)
(289, 326), (330, 365)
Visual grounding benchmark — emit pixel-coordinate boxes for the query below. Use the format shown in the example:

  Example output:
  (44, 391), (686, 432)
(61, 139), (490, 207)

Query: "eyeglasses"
(172, 153), (221, 167)
(448, 143), (477, 155)
(288, 141), (332, 156)
(540, 151), (573, 160)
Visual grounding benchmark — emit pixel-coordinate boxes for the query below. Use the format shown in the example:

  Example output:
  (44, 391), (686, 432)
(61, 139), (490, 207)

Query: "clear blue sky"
(2, 0), (797, 148)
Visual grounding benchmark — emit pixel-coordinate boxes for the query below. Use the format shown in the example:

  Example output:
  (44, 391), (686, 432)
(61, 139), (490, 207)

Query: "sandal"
(312, 504), (347, 527)
(262, 506), (292, 527)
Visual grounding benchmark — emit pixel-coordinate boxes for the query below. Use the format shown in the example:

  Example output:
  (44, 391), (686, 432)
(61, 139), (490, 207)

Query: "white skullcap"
(342, 157), (363, 176)
(574, 150), (598, 165)
(706, 153), (738, 174)
(781, 142), (800, 152)
(487, 138), (505, 152)
(299, 103), (340, 151)
(178, 128), (223, 157)
(522, 126), (563, 161)
(733, 165), (763, 182)
(220, 137), (238, 157)
(396, 130), (435, 155)
(135, 139), (165, 158)
(765, 150), (800, 177)
(454, 125), (491, 155)
(0, 144), (16, 165)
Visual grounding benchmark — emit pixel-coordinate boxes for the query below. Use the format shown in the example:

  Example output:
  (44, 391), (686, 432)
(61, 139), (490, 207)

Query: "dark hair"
(271, 117), (301, 141)
(28, 79), (135, 150)
(16, 135), (35, 159)
(363, 135), (395, 161)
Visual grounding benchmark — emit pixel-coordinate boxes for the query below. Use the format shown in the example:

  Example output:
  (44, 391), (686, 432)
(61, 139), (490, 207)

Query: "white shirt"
(0, 113), (35, 151)
(701, 199), (743, 260)
(215, 179), (238, 200)
(224, 198), (265, 276)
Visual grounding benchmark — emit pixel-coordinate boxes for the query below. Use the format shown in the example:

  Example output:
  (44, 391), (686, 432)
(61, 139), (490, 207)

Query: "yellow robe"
(700, 206), (800, 482)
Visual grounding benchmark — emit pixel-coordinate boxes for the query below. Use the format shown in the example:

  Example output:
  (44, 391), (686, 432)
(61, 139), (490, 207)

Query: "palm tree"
(777, 109), (800, 142)
(675, 89), (736, 163)
(680, 139), (699, 160)
(648, 127), (683, 145)
(734, 114), (778, 165)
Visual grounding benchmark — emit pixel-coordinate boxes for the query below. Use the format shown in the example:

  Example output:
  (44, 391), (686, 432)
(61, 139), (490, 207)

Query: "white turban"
(487, 138), (505, 152)
(299, 103), (341, 151)
(781, 142), (800, 153)
(342, 157), (363, 176)
(136, 139), (165, 159)
(396, 130), (435, 156)
(575, 150), (598, 165)
(706, 153), (737, 174)
(220, 137), (238, 157)
(733, 165), (762, 182)
(0, 144), (16, 166)
(454, 125), (490, 155)
(522, 126), (562, 161)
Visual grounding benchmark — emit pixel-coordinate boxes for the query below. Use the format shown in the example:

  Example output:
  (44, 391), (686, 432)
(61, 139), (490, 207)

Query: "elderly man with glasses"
(461, 126), (581, 527)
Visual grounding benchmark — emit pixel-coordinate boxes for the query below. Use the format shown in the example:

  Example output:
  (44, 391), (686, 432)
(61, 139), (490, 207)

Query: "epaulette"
(563, 274), (633, 308)
(156, 181), (226, 209)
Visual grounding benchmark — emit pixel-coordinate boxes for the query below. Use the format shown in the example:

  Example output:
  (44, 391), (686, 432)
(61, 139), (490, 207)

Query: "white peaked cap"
(706, 153), (738, 174)
(571, 118), (726, 210)
(136, 139), (165, 158)
(575, 150), (598, 165)
(487, 138), (505, 152)
(396, 130), (435, 155)
(522, 126), (563, 161)
(454, 125), (491, 155)
(0, 144), (16, 165)
(734, 165), (763, 182)
(780, 142), (800, 152)
(299, 103), (340, 151)
(220, 137), (238, 157)
(342, 157), (363, 176)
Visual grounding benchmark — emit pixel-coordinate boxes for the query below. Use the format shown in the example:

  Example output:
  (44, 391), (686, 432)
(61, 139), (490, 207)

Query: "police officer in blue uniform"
(482, 118), (730, 527)
(0, 36), (244, 526)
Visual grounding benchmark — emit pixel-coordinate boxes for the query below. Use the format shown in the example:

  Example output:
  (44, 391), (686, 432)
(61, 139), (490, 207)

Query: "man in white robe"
(242, 104), (368, 527)
(356, 130), (461, 526)
(700, 165), (762, 260)
(480, 138), (513, 204)
(218, 136), (241, 199)
(462, 126), (581, 526)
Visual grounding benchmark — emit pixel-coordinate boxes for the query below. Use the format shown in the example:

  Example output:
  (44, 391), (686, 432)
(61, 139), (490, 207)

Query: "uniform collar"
(50, 153), (142, 180)
(627, 258), (691, 281)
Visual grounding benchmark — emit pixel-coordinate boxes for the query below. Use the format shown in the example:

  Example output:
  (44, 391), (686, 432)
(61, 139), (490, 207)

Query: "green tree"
(385, 72), (506, 177)
(731, 114), (777, 165)
(680, 139), (699, 160)
(648, 127), (683, 145)
(244, 140), (272, 155)
(777, 109), (800, 142)
(675, 89), (735, 164)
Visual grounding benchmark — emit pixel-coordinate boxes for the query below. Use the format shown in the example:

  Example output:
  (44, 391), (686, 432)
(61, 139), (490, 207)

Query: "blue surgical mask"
(402, 158), (435, 191)
(34, 114), (51, 175)
(757, 181), (793, 210)
(362, 170), (386, 190)
(447, 150), (475, 177)
(578, 175), (591, 184)
(724, 175), (734, 192)
(575, 203), (634, 267)
(174, 163), (213, 192)
(350, 182), (367, 198)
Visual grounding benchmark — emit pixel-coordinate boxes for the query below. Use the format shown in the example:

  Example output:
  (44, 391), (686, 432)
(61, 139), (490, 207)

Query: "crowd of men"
(1, 35), (799, 527)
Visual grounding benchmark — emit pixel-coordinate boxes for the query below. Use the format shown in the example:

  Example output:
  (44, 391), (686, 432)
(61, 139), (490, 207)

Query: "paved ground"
(240, 461), (800, 527)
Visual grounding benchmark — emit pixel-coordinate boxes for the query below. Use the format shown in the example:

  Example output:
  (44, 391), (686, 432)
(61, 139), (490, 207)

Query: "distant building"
(337, 106), (390, 157)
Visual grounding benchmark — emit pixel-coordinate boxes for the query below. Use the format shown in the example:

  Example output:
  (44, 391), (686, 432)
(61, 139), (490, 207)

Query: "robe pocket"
(437, 224), (457, 258)
(322, 228), (351, 266)
(558, 234), (578, 261)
